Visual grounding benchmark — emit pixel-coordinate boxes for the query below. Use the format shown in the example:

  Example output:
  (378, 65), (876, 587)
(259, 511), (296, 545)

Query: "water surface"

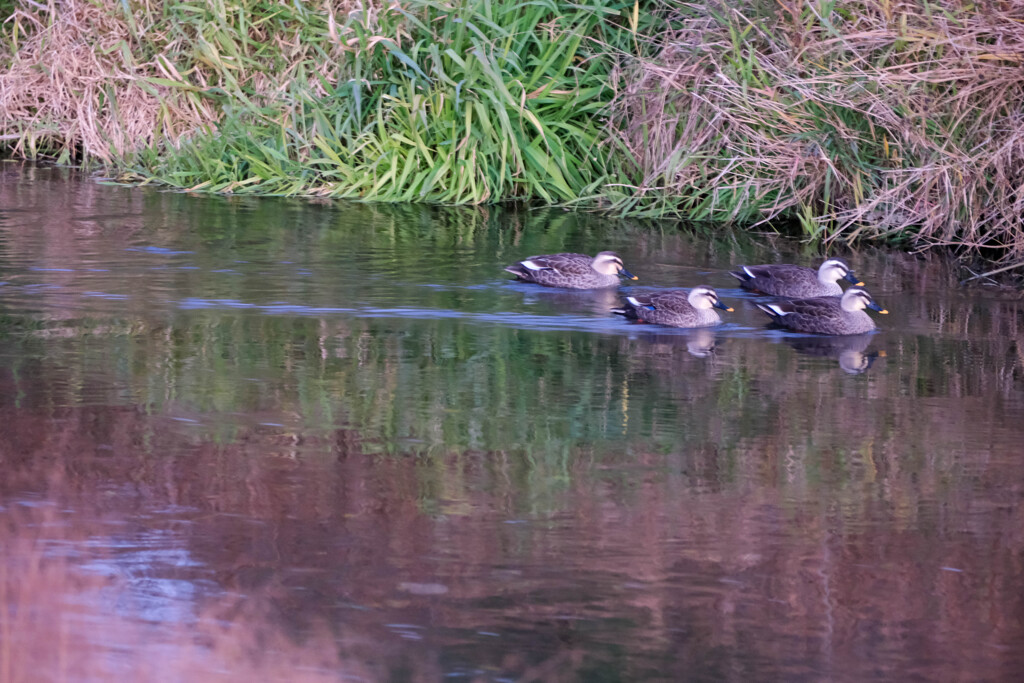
(2, 164), (1024, 681)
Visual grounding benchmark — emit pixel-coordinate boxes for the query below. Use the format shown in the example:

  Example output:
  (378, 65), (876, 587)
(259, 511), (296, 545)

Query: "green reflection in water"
(0, 166), (1021, 511)
(3, 166), (1024, 681)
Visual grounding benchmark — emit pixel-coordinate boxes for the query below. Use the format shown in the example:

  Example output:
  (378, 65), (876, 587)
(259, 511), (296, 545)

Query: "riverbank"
(2, 1), (1023, 269)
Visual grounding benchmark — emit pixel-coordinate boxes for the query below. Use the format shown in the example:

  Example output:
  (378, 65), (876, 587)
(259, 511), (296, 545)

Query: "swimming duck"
(756, 286), (888, 335)
(504, 251), (637, 289)
(729, 258), (862, 297)
(612, 286), (733, 328)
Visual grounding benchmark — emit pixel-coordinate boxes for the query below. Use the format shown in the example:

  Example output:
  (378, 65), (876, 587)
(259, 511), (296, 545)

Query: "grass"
(0, 0), (655, 201)
(606, 1), (1024, 263)
(130, 0), (654, 204)
(3, 1), (1024, 265)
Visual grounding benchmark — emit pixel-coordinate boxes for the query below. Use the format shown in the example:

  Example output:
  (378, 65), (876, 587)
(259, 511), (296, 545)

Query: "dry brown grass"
(610, 1), (1024, 262)
(4, 0), (1024, 263)
(0, 1), (213, 162)
(0, 0), (371, 163)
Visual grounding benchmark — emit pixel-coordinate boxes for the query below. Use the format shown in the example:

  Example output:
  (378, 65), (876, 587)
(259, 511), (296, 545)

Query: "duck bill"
(713, 300), (734, 313)
(867, 301), (888, 314)
(619, 268), (638, 281)
(844, 272), (864, 286)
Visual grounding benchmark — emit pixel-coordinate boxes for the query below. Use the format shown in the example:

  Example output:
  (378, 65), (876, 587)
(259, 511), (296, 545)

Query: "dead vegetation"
(0, 0), (215, 162)
(3, 1), (1024, 265)
(608, 1), (1024, 263)
(0, 0), (363, 163)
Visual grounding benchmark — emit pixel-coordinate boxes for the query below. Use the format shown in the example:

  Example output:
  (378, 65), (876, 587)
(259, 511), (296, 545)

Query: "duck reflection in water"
(785, 333), (886, 374)
(627, 327), (721, 359)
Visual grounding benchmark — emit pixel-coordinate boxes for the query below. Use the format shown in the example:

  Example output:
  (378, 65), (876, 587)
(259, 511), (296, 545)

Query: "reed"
(607, 1), (1024, 262)
(3, 1), (1024, 263)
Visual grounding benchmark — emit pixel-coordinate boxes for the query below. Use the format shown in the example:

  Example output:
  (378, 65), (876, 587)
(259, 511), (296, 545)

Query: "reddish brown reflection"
(3, 165), (1024, 681)
(3, 396), (1024, 681)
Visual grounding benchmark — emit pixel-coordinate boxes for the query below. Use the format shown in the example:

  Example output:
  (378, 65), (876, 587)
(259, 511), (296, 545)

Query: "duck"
(504, 251), (637, 289)
(612, 286), (733, 328)
(729, 258), (862, 297)
(755, 286), (887, 335)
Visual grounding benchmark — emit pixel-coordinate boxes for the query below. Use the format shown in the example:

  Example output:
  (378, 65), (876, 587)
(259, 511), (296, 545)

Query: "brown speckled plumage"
(612, 286), (733, 328)
(504, 251), (636, 289)
(756, 286), (888, 335)
(729, 258), (862, 298)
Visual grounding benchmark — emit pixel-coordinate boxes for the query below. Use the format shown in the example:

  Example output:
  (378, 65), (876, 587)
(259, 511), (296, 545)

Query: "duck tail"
(504, 264), (528, 279)
(611, 306), (638, 319)
(612, 295), (649, 319)
(755, 302), (783, 320)
(728, 269), (751, 284)
(611, 299), (640, 319)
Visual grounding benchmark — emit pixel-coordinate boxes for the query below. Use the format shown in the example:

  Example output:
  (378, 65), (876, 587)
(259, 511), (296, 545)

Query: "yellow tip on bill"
(630, 275), (638, 280)
(856, 281), (865, 286)
(878, 350), (888, 357)
(725, 307), (735, 312)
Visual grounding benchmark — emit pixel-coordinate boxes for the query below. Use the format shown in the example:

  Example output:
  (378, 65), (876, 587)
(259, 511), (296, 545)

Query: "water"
(1, 163), (1023, 681)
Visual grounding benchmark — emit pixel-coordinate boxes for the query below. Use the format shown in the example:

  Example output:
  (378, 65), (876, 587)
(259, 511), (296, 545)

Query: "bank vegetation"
(2, 0), (1024, 268)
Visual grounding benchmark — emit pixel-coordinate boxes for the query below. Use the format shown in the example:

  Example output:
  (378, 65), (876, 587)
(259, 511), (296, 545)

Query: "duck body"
(729, 258), (861, 297)
(612, 286), (733, 328)
(756, 286), (887, 335)
(504, 251), (636, 289)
